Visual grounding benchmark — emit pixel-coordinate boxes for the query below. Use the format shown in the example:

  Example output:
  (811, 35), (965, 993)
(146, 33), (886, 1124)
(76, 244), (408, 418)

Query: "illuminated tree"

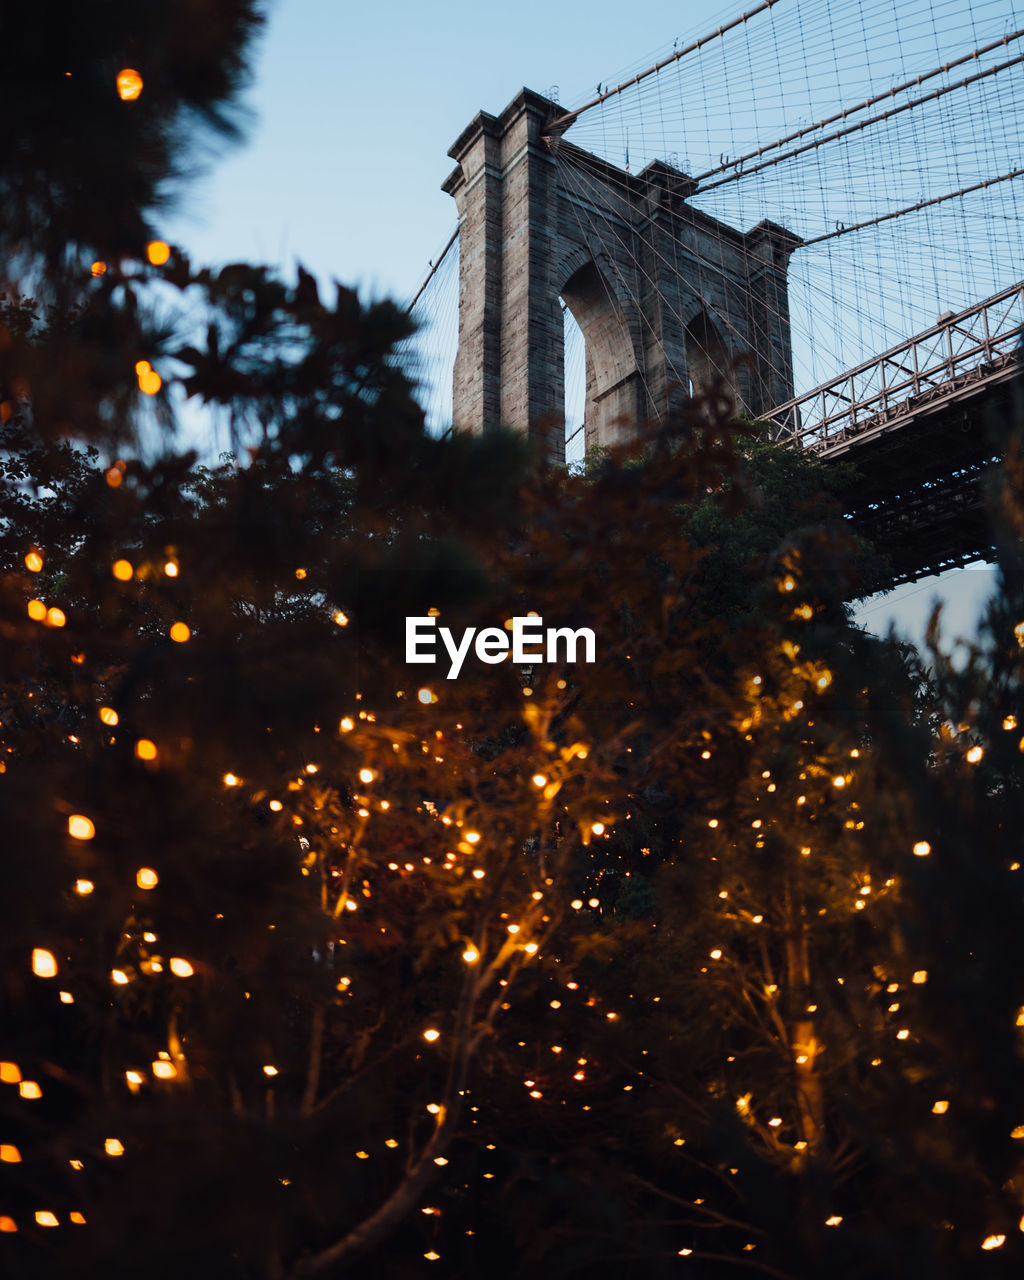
(4, 5), (1024, 1278)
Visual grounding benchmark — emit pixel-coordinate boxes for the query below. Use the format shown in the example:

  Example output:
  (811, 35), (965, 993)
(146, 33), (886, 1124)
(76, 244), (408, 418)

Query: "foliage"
(2, 7), (1024, 1280)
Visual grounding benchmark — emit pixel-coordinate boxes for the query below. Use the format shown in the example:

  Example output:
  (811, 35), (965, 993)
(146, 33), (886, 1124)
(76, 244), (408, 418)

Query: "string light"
(31, 949), (57, 978)
(116, 68), (143, 100)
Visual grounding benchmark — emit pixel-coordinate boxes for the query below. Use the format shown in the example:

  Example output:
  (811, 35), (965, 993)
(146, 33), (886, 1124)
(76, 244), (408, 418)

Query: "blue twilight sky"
(164, 0), (1007, 650)
(167, 0), (757, 300)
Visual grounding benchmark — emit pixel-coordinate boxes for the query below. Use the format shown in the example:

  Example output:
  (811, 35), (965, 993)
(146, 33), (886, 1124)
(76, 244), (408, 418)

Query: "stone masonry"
(443, 89), (800, 463)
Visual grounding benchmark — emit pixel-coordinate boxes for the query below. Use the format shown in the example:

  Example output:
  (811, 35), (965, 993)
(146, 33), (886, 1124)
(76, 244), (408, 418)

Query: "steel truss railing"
(766, 282), (1024, 452)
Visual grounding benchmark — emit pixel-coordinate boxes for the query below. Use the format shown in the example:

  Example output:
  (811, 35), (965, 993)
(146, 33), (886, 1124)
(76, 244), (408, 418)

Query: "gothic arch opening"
(560, 261), (642, 455)
(684, 310), (727, 398)
(562, 304), (586, 469)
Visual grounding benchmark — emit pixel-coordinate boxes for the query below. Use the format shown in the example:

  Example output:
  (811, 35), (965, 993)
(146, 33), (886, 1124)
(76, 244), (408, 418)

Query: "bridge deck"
(765, 283), (1024, 584)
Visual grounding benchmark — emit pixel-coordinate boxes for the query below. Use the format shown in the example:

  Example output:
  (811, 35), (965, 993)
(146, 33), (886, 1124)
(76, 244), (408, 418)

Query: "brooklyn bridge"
(404, 0), (1023, 585)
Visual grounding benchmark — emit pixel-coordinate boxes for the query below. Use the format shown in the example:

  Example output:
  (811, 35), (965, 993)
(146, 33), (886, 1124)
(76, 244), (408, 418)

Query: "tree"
(4, 5), (1024, 1277)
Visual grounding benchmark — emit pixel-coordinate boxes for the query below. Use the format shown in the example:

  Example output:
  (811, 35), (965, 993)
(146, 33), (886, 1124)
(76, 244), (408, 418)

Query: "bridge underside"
(823, 364), (1020, 585)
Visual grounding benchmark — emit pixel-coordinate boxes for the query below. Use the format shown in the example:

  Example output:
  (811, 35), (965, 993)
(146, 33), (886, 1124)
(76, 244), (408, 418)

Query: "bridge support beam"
(444, 89), (801, 460)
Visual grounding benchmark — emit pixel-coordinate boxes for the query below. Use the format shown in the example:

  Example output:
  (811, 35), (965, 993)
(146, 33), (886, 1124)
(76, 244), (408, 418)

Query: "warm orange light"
(263, 1065), (278, 1077)
(75, 879), (94, 896)
(69, 1212), (86, 1225)
(913, 841), (931, 857)
(35, 1211), (58, 1228)
(138, 369), (162, 395)
(91, 261), (106, 277)
(68, 815), (95, 841)
(164, 560), (178, 577)
(146, 240), (171, 266)
(359, 768), (374, 783)
(423, 1028), (440, 1042)
(99, 706), (119, 726)
(32, 949), (57, 978)
(135, 739), (157, 761)
(111, 970), (129, 985)
(152, 1061), (177, 1079)
(136, 867), (159, 889)
(46, 607), (66, 628)
(103, 1138), (124, 1157)
(112, 559), (134, 581)
(0, 1145), (21, 1163)
(169, 622), (190, 643)
(116, 68), (143, 100)
(24, 549), (43, 572)
(135, 360), (151, 376)
(27, 599), (46, 621)
(19, 1081), (41, 1099)
(169, 957), (194, 977)
(0, 1063), (22, 1083)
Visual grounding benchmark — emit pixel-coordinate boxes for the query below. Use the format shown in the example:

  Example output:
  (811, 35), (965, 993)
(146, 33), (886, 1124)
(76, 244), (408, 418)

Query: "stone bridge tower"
(443, 88), (800, 463)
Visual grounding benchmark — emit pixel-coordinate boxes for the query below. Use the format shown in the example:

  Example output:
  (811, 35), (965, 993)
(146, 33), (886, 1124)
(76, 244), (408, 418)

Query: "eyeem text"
(405, 615), (596, 680)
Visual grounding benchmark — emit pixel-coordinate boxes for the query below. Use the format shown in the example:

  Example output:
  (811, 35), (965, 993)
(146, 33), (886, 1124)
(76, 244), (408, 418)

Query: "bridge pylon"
(443, 88), (801, 461)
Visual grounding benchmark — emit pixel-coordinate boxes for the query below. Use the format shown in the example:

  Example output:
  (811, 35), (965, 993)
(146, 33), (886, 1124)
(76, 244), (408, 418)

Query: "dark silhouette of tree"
(2, 6), (1024, 1279)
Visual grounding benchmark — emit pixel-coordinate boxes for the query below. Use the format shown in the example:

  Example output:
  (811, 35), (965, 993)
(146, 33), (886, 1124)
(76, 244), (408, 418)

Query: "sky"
(167, 0), (758, 302)
(163, 0), (1007, 652)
